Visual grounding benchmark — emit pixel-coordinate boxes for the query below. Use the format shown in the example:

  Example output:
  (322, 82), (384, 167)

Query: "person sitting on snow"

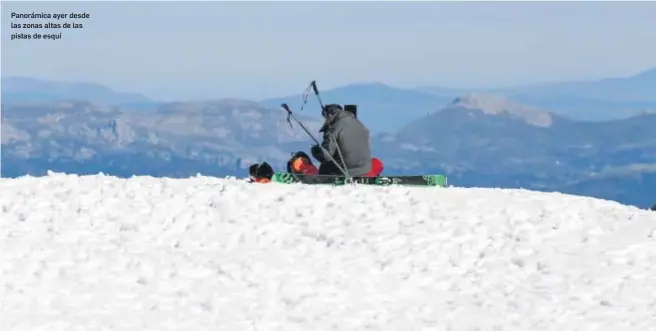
(288, 104), (383, 177)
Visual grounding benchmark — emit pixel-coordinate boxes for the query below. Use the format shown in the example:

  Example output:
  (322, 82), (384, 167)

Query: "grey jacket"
(317, 111), (372, 176)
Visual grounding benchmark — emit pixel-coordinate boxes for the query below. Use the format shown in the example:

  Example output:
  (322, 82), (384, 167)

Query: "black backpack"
(286, 151), (314, 173)
(248, 161), (274, 181)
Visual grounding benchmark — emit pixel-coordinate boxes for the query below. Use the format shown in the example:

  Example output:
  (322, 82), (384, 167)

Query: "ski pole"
(281, 103), (351, 179)
(281, 103), (322, 145)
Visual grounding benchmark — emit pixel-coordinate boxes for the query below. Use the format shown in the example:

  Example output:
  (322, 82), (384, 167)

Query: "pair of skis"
(271, 172), (448, 187)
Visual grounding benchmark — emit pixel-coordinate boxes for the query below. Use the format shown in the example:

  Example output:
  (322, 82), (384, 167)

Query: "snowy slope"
(1, 173), (655, 331)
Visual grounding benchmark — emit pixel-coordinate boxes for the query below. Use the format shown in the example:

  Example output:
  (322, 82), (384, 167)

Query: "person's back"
(316, 106), (372, 176)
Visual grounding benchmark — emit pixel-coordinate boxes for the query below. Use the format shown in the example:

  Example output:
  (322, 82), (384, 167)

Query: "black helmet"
(322, 104), (342, 117)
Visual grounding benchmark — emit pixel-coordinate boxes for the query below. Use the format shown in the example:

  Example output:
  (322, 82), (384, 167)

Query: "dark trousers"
(318, 161), (343, 176)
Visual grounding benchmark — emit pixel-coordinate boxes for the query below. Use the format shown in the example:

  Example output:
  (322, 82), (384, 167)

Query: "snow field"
(1, 173), (655, 331)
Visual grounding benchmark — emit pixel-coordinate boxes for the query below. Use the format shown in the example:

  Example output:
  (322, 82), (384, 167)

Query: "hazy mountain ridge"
(4, 68), (655, 129)
(419, 68), (656, 122)
(510, 68), (656, 102)
(1, 76), (159, 110)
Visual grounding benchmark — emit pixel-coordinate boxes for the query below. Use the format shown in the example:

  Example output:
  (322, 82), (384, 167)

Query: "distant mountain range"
(3, 68), (656, 133)
(262, 68), (656, 132)
(373, 94), (656, 208)
(2, 99), (323, 178)
(1, 76), (160, 110)
(2, 70), (655, 208)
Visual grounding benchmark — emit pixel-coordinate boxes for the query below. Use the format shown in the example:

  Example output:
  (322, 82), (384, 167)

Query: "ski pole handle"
(281, 103), (292, 114)
(310, 80), (325, 109)
(311, 81), (319, 96)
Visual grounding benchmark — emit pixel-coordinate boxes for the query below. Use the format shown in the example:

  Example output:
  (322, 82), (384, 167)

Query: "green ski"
(271, 172), (447, 187)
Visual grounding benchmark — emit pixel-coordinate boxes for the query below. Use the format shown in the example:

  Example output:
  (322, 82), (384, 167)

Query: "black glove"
(310, 144), (324, 162)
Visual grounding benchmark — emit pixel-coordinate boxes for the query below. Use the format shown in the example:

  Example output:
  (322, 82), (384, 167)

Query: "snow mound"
(1, 174), (655, 331)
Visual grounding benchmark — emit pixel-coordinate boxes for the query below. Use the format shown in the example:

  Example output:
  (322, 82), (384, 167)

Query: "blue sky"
(2, 1), (655, 101)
